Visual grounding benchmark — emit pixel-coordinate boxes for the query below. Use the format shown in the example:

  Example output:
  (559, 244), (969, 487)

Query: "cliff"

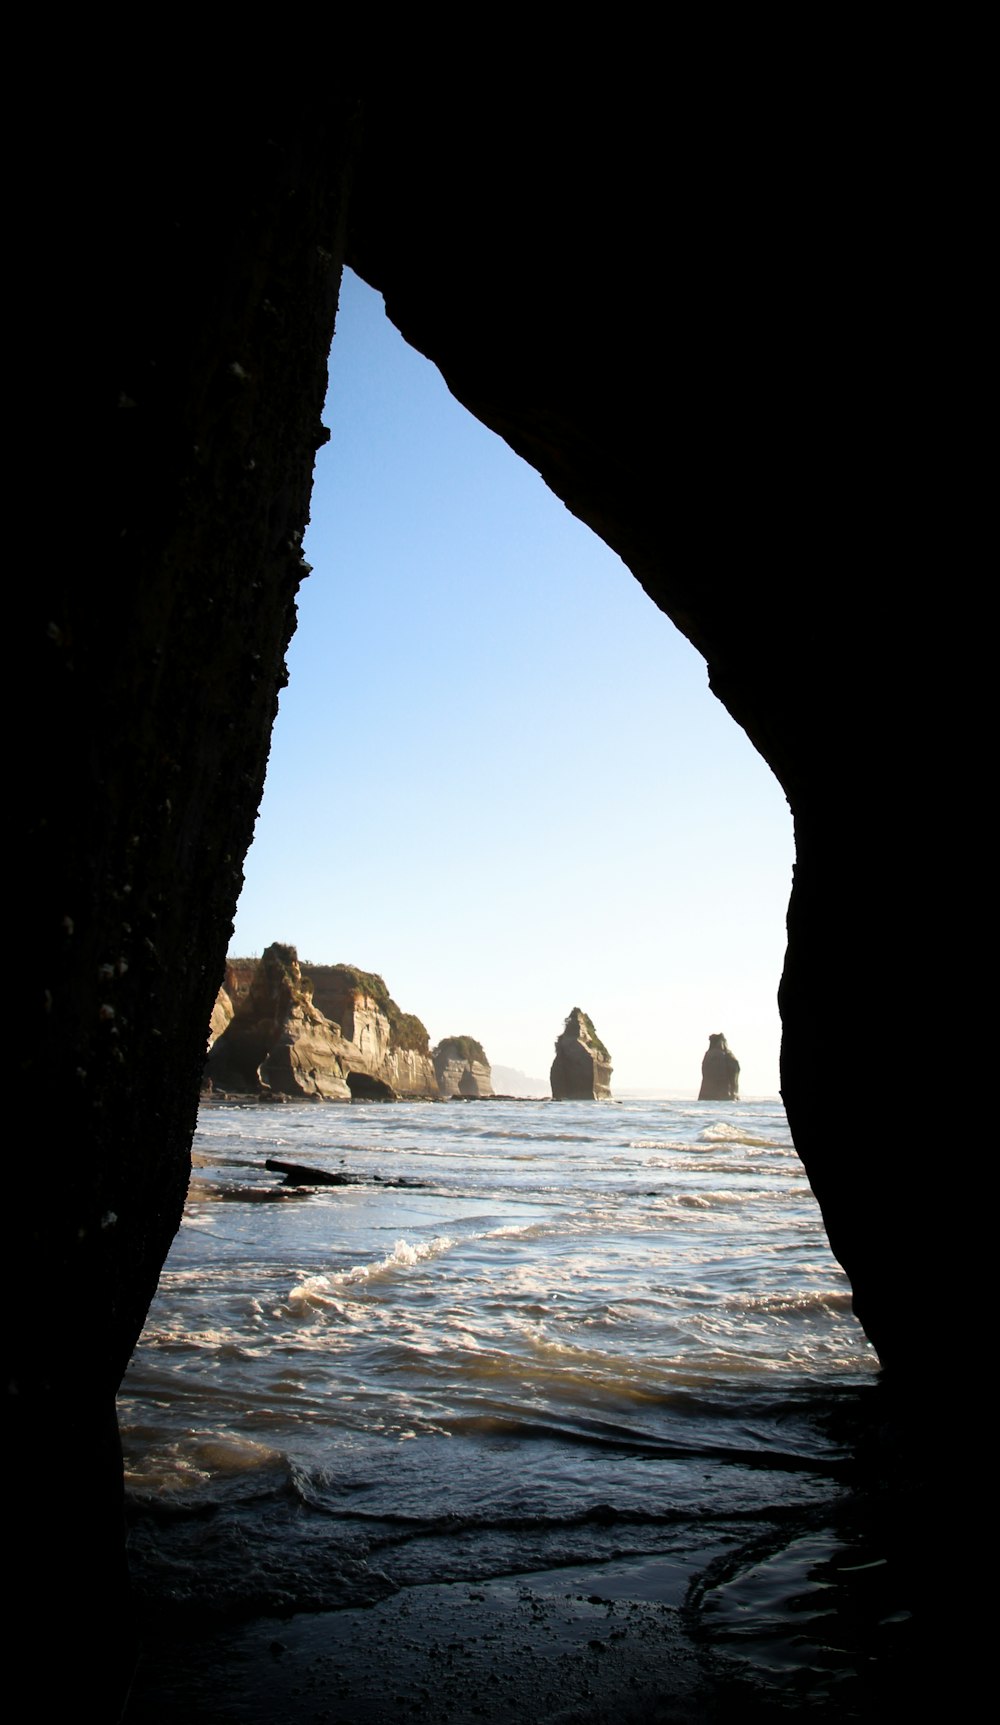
(698, 1033), (740, 1102)
(208, 958), (262, 1049)
(208, 950), (439, 1099)
(307, 964), (437, 1097)
(550, 1009), (613, 1101)
(208, 987), (234, 1048)
(433, 1036), (494, 1098)
(206, 944), (351, 1100)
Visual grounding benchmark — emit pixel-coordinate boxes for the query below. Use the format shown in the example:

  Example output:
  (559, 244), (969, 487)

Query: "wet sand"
(123, 1540), (919, 1723)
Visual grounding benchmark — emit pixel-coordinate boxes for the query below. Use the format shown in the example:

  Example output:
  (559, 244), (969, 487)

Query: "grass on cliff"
(433, 1035), (488, 1068)
(305, 961), (431, 1056)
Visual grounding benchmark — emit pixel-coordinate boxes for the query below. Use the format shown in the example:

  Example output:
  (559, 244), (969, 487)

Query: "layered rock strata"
(433, 1037), (493, 1098)
(550, 1009), (613, 1101)
(698, 1033), (740, 1101)
(308, 965), (437, 1097)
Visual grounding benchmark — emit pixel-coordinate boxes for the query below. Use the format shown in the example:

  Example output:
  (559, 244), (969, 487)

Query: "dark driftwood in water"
(265, 1158), (358, 1186)
(264, 1158), (428, 1189)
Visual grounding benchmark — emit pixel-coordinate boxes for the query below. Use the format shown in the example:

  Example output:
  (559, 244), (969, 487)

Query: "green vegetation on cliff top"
(230, 951), (431, 1056)
(306, 961), (431, 1056)
(433, 1035), (488, 1068)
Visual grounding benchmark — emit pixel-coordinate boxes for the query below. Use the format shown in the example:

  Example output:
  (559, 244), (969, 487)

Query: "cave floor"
(122, 1550), (921, 1724)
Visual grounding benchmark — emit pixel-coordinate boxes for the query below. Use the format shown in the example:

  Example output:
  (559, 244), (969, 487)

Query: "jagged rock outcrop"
(207, 945), (351, 1100)
(550, 1009), (613, 1101)
(698, 1033), (740, 1101)
(432, 1037), (493, 1098)
(208, 954), (439, 1100)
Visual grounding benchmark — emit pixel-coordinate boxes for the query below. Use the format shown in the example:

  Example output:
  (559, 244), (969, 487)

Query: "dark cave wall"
(24, 114), (353, 1390)
(14, 108), (357, 1691)
(344, 92), (924, 1372)
(14, 85), (943, 1697)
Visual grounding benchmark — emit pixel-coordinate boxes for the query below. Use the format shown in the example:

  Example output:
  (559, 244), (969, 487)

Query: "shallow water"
(121, 1095), (884, 1674)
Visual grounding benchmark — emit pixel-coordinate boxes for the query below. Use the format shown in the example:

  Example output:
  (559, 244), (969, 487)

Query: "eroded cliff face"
(307, 965), (436, 1095)
(698, 1034), (740, 1102)
(209, 987), (235, 1048)
(550, 1009), (613, 1101)
(309, 967), (392, 1064)
(224, 959), (259, 1010)
(433, 1037), (493, 1098)
(385, 1047), (439, 1096)
(207, 944), (352, 1100)
(209, 952), (438, 1099)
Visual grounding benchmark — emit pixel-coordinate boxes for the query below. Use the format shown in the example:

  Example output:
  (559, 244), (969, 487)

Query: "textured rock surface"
(550, 1009), (613, 1101)
(208, 987), (234, 1049)
(309, 966), (392, 1066)
(385, 1047), (439, 1097)
(208, 945), (351, 1100)
(698, 1033), (740, 1101)
(308, 965), (436, 1096)
(209, 955), (438, 1099)
(433, 1037), (493, 1098)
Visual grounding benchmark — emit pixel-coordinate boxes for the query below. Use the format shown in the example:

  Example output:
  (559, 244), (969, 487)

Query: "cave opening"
(117, 271), (887, 1721)
(26, 100), (938, 1721)
(346, 1068), (395, 1101)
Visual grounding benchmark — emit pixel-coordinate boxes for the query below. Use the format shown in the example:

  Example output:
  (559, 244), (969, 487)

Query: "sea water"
(120, 1096), (884, 1660)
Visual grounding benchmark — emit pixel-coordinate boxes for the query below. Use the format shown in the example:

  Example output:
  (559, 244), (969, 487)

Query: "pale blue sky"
(231, 271), (794, 1095)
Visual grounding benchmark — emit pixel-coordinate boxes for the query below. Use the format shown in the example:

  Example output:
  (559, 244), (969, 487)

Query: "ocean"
(119, 1098), (908, 1719)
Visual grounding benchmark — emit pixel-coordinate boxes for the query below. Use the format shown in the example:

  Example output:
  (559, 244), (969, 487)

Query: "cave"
(346, 1069), (397, 1101)
(18, 87), (949, 1712)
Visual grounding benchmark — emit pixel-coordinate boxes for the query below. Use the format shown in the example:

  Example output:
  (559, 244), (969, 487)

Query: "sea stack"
(432, 1037), (493, 1098)
(698, 1033), (740, 1101)
(550, 1008), (613, 1100)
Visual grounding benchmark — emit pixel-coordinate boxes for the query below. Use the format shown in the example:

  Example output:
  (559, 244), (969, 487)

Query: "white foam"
(700, 1122), (786, 1147)
(287, 1236), (456, 1315)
